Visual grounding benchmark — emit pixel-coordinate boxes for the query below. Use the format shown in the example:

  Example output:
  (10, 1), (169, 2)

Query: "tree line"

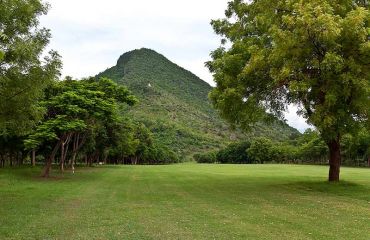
(0, 0), (179, 177)
(194, 129), (370, 166)
(0, 77), (180, 176)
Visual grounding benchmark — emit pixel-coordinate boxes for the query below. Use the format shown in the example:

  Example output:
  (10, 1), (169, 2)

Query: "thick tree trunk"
(327, 137), (341, 182)
(32, 150), (36, 167)
(42, 141), (62, 178)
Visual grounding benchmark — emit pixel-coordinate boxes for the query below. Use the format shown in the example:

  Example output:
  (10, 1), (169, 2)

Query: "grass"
(0, 164), (369, 240)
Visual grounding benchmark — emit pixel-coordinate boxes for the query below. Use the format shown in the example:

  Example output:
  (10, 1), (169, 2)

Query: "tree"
(0, 0), (61, 135)
(25, 77), (137, 177)
(194, 152), (217, 163)
(247, 138), (274, 163)
(298, 130), (328, 163)
(107, 118), (139, 164)
(207, 0), (370, 181)
(216, 141), (251, 164)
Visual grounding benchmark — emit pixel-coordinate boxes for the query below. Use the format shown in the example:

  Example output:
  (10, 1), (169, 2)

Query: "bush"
(216, 141), (251, 164)
(141, 145), (180, 164)
(247, 138), (273, 163)
(193, 152), (217, 163)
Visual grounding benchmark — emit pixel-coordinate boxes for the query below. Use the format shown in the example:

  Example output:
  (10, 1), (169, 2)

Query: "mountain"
(96, 48), (300, 160)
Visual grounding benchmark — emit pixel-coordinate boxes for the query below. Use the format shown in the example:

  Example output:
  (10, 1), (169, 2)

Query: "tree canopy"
(207, 0), (370, 181)
(0, 0), (62, 135)
(24, 77), (137, 176)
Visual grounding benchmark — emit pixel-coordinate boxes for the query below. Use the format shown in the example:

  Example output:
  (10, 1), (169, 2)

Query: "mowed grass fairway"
(0, 164), (369, 240)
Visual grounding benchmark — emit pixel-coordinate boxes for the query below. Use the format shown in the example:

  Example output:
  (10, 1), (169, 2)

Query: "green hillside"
(96, 48), (299, 159)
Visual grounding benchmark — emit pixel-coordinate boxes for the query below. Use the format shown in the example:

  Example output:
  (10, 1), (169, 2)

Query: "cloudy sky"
(40, 0), (311, 132)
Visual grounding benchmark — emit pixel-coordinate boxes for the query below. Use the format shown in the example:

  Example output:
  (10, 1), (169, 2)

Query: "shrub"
(193, 152), (217, 163)
(247, 138), (273, 163)
(216, 141), (251, 164)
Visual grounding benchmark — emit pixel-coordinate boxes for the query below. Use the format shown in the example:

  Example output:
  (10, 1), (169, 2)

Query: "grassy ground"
(0, 164), (369, 240)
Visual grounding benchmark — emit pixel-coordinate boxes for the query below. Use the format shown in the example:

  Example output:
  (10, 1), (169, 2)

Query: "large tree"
(25, 78), (137, 177)
(0, 0), (61, 135)
(207, 0), (370, 181)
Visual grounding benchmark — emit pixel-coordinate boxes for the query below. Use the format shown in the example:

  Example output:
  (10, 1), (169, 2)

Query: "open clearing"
(0, 164), (369, 240)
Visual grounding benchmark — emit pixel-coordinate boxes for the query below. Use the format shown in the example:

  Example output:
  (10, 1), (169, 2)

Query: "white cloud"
(285, 105), (312, 133)
(40, 0), (310, 132)
(41, 0), (225, 80)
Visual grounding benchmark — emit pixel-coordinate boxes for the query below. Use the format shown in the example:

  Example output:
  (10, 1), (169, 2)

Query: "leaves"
(24, 77), (137, 150)
(208, 0), (370, 142)
(0, 0), (62, 135)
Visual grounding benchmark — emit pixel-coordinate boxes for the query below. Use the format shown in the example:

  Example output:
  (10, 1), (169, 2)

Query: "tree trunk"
(32, 150), (36, 167)
(42, 141), (62, 178)
(69, 133), (86, 173)
(69, 134), (78, 168)
(70, 144), (76, 174)
(60, 133), (72, 173)
(60, 142), (65, 173)
(327, 137), (341, 182)
(103, 154), (108, 165)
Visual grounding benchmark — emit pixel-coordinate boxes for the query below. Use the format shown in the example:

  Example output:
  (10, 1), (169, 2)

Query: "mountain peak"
(116, 48), (165, 67)
(96, 49), (300, 159)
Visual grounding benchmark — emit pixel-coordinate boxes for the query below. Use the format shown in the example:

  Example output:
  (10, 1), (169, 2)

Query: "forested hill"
(96, 48), (299, 159)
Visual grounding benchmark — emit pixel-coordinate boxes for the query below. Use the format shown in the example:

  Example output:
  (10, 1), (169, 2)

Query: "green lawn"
(0, 164), (369, 240)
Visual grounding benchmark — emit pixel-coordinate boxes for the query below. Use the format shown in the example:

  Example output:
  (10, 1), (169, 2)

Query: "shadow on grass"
(279, 180), (370, 201)
(0, 165), (105, 182)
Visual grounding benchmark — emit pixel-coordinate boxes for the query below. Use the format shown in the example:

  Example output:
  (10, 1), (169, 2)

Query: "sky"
(40, 0), (311, 132)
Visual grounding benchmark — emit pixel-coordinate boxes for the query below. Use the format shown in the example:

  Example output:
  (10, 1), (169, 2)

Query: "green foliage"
(0, 0), (62, 135)
(142, 143), (180, 164)
(24, 116), (86, 150)
(194, 152), (217, 163)
(25, 78), (135, 151)
(340, 127), (370, 165)
(0, 50), (4, 61)
(206, 128), (369, 166)
(97, 48), (300, 159)
(207, 0), (369, 141)
(297, 130), (328, 163)
(216, 141), (251, 164)
(18, 77), (143, 175)
(247, 138), (275, 164)
(207, 0), (370, 180)
(107, 118), (139, 160)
